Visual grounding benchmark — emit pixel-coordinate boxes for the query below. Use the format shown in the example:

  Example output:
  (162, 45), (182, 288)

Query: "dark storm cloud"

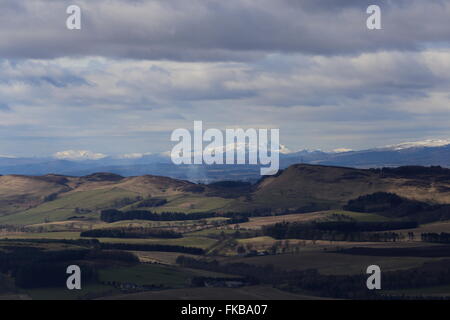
(0, 0), (449, 61)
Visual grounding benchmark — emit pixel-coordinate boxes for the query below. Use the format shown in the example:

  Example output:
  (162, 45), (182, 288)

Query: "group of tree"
(369, 166), (450, 179)
(134, 198), (168, 208)
(100, 208), (253, 224)
(176, 255), (450, 299)
(0, 246), (90, 288)
(0, 240), (142, 289)
(344, 192), (450, 224)
(99, 242), (204, 255)
(226, 217), (249, 224)
(15, 262), (98, 289)
(100, 209), (217, 223)
(421, 232), (450, 243)
(263, 221), (417, 241)
(337, 245), (450, 257)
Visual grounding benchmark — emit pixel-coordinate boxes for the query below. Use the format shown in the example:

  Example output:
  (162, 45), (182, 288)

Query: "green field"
(150, 194), (234, 213)
(100, 264), (239, 288)
(100, 264), (193, 288)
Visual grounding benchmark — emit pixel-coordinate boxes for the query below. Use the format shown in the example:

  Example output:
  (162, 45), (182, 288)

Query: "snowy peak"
(53, 150), (107, 161)
(383, 139), (450, 151)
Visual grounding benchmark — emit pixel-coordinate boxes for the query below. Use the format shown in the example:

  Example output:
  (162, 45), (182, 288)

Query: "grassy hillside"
(0, 173), (228, 225)
(0, 175), (70, 215)
(0, 188), (139, 225)
(227, 164), (450, 212)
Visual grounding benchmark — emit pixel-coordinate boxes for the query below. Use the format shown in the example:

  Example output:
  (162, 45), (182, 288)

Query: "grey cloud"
(0, 0), (449, 156)
(0, 0), (449, 61)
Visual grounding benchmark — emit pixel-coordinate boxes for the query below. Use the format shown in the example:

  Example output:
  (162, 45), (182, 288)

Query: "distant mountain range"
(2, 139), (450, 182)
(284, 139), (450, 169)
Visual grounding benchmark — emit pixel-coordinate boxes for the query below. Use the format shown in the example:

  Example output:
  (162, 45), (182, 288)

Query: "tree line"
(80, 227), (182, 239)
(100, 208), (251, 224)
(99, 242), (205, 255)
(100, 209), (216, 223)
(344, 192), (450, 224)
(263, 221), (417, 241)
(421, 232), (450, 243)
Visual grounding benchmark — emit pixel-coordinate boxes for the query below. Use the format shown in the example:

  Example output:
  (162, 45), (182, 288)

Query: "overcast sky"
(1, 0), (450, 157)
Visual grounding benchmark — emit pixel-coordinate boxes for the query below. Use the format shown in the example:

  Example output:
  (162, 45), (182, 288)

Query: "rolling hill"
(0, 173), (199, 224)
(2, 164), (450, 225)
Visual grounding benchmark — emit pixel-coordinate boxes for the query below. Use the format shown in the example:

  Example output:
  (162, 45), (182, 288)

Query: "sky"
(1, 0), (450, 157)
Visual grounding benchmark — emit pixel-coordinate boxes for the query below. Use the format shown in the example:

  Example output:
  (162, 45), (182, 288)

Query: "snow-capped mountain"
(53, 150), (107, 161)
(382, 139), (450, 151)
(1, 139), (450, 181)
(308, 139), (450, 168)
